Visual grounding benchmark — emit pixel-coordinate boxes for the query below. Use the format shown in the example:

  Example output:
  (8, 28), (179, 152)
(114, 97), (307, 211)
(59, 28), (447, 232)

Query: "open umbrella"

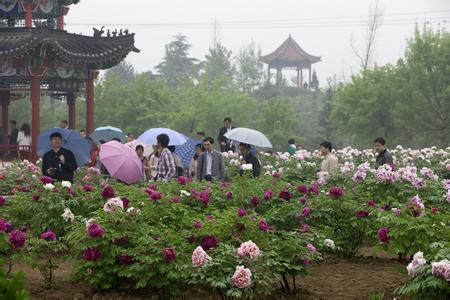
(175, 138), (203, 168)
(126, 139), (153, 157)
(137, 128), (187, 146)
(90, 126), (126, 143)
(99, 141), (142, 184)
(224, 127), (273, 149)
(38, 128), (91, 166)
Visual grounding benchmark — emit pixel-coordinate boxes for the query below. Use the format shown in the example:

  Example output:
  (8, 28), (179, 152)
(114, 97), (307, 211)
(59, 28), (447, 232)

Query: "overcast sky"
(66, 0), (450, 83)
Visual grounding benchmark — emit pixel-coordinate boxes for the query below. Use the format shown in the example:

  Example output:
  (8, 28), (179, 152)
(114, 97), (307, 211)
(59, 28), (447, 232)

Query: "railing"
(0, 145), (31, 162)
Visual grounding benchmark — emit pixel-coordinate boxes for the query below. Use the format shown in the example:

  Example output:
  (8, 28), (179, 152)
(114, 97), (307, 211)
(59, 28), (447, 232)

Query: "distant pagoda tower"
(260, 35), (320, 89)
(0, 0), (139, 159)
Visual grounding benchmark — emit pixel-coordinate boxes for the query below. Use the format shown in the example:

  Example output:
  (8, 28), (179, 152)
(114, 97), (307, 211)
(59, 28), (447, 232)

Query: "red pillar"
(31, 76), (41, 161)
(57, 6), (69, 31)
(0, 91), (9, 145)
(67, 93), (76, 129)
(86, 77), (95, 135)
(21, 3), (38, 28)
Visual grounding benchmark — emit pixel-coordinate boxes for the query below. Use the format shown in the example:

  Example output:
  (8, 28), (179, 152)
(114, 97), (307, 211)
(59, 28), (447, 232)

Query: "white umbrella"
(137, 128), (187, 146)
(224, 127), (273, 148)
(126, 140), (153, 157)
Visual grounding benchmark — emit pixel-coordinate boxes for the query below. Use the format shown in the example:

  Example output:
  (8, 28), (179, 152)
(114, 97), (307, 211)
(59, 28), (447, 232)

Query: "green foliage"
(0, 259), (28, 300)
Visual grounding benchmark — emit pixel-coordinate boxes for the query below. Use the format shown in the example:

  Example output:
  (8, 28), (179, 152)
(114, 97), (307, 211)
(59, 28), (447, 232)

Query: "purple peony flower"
(258, 220), (269, 232)
(83, 247), (101, 261)
(263, 189), (274, 200)
(431, 207), (439, 214)
(149, 191), (163, 202)
(83, 184), (93, 192)
(329, 187), (344, 199)
(300, 223), (310, 234)
(40, 230), (57, 241)
(171, 197), (181, 203)
(193, 220), (202, 229)
(309, 184), (319, 194)
(200, 236), (219, 250)
(102, 186), (115, 199)
(0, 218), (13, 232)
(250, 196), (260, 206)
(121, 197), (130, 208)
(0, 196), (5, 206)
(8, 230), (26, 249)
(225, 191), (233, 199)
(163, 247), (176, 263)
(377, 227), (390, 244)
(237, 208), (247, 217)
(302, 207), (311, 218)
(40, 176), (53, 184)
(87, 223), (105, 238)
(272, 172), (281, 179)
(356, 210), (370, 218)
(368, 199), (376, 207)
(297, 185), (308, 194)
(306, 243), (317, 253)
(299, 197), (307, 204)
(279, 189), (293, 200)
(198, 191), (211, 205)
(118, 253), (134, 265)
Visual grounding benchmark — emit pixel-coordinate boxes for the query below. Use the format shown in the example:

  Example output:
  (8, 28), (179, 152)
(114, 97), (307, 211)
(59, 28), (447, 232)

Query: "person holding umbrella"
(239, 143), (261, 178)
(42, 132), (77, 182)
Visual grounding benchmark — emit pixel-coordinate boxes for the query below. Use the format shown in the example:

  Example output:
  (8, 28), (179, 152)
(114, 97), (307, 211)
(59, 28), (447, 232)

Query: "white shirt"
(17, 131), (31, 146)
(206, 151), (213, 175)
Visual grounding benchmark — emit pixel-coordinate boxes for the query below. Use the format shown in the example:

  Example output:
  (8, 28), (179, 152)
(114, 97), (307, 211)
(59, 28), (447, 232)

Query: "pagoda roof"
(260, 35), (320, 68)
(0, 27), (139, 69)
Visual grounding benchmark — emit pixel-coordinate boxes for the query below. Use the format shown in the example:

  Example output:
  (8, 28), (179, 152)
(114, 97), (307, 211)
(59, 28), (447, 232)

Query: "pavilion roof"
(0, 27), (139, 69)
(260, 35), (320, 68)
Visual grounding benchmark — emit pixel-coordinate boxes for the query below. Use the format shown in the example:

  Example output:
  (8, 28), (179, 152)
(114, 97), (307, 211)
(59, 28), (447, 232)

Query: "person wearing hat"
(42, 132), (77, 182)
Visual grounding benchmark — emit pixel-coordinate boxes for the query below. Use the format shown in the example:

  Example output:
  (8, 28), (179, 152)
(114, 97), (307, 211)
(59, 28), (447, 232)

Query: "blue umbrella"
(175, 139), (203, 168)
(138, 128), (187, 146)
(37, 128), (91, 166)
(90, 126), (126, 143)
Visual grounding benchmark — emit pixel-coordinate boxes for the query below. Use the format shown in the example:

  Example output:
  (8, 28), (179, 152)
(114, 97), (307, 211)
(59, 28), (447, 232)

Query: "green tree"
(235, 41), (264, 94)
(104, 61), (135, 84)
(202, 42), (235, 86)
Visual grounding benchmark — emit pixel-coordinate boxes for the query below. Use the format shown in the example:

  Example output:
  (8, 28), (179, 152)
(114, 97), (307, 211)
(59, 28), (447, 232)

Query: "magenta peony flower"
(237, 240), (261, 259)
(225, 191), (233, 199)
(87, 223), (105, 238)
(220, 182), (230, 189)
(40, 230), (57, 241)
(303, 259), (311, 265)
(114, 236), (129, 245)
(299, 197), (307, 204)
(200, 236), (219, 250)
(118, 253), (134, 265)
(121, 197), (130, 208)
(431, 207), (439, 214)
(8, 230), (26, 249)
(309, 184), (319, 194)
(40, 176), (53, 184)
(297, 185), (308, 194)
(302, 207), (311, 218)
(206, 214), (215, 221)
(279, 189), (293, 200)
(272, 172), (281, 179)
(163, 247), (176, 263)
(237, 208), (247, 217)
(377, 227), (390, 244)
(193, 220), (202, 229)
(149, 190), (163, 201)
(329, 186), (344, 199)
(170, 197), (181, 203)
(258, 220), (269, 232)
(83, 247), (101, 261)
(356, 210), (370, 218)
(147, 183), (158, 191)
(263, 189), (274, 200)
(187, 234), (196, 243)
(250, 196), (260, 206)
(0, 196), (5, 206)
(300, 223), (310, 234)
(83, 184), (93, 192)
(306, 243), (317, 253)
(192, 246), (211, 267)
(198, 191), (211, 205)
(0, 218), (13, 232)
(102, 186), (115, 198)
(231, 265), (252, 288)
(368, 199), (376, 207)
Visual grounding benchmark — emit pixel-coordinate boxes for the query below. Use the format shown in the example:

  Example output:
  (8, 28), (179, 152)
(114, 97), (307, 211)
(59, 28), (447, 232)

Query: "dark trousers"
(204, 175), (212, 182)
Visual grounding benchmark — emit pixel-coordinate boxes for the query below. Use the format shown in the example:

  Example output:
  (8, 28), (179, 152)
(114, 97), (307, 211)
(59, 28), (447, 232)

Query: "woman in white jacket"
(17, 123), (31, 159)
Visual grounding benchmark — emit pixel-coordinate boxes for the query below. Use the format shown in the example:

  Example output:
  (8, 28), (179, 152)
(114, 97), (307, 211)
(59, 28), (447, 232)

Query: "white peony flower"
(61, 181), (72, 188)
(241, 164), (253, 171)
(61, 208), (75, 223)
(180, 190), (191, 197)
(103, 197), (124, 212)
(127, 207), (141, 216)
(324, 239), (335, 249)
(44, 183), (55, 190)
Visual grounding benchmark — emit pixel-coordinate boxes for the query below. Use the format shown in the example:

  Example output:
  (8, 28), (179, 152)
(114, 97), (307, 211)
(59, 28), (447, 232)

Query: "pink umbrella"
(99, 141), (143, 184)
(125, 140), (153, 157)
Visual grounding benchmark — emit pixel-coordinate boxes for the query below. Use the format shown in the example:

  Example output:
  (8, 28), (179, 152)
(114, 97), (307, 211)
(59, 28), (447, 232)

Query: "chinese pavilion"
(260, 35), (320, 89)
(0, 0), (139, 160)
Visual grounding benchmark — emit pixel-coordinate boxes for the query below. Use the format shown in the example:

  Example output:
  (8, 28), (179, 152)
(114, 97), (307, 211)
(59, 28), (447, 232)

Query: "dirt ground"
(6, 255), (407, 300)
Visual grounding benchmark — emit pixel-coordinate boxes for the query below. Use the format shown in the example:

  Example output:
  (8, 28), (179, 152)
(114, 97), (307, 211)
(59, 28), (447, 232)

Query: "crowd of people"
(35, 116), (393, 184)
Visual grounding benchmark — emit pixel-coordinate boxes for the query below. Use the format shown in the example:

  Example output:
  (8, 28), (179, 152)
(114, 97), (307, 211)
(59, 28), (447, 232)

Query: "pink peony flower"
(8, 230), (26, 249)
(431, 259), (450, 281)
(171, 197), (181, 203)
(250, 196), (260, 206)
(279, 189), (293, 200)
(377, 227), (390, 244)
(237, 240), (261, 259)
(329, 186), (344, 199)
(40, 230), (57, 241)
(0, 218), (13, 232)
(407, 251), (426, 278)
(300, 223), (310, 234)
(237, 208), (247, 217)
(299, 197), (307, 204)
(103, 197), (124, 212)
(200, 236), (219, 250)
(83, 247), (101, 261)
(302, 207), (311, 218)
(192, 246), (211, 267)
(263, 189), (274, 200)
(306, 243), (316, 253)
(231, 265), (252, 288)
(225, 191), (233, 199)
(87, 223), (105, 238)
(206, 214), (215, 221)
(193, 220), (202, 229)
(163, 247), (176, 263)
(297, 185), (308, 194)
